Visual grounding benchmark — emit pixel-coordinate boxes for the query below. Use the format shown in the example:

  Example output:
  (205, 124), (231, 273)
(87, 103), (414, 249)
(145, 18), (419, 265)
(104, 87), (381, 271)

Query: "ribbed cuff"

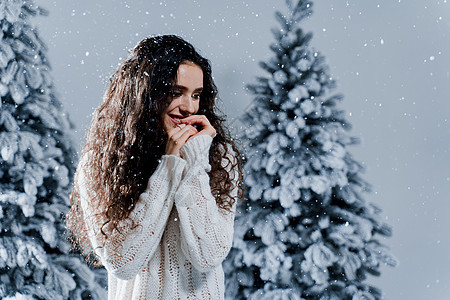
(180, 134), (213, 169)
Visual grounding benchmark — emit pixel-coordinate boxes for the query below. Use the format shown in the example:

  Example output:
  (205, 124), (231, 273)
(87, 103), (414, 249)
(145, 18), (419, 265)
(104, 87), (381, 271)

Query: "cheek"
(195, 102), (200, 114)
(164, 101), (176, 113)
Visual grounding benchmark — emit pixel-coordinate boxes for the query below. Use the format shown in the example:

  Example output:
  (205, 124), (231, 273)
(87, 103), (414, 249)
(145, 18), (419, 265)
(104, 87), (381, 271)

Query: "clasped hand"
(165, 115), (216, 157)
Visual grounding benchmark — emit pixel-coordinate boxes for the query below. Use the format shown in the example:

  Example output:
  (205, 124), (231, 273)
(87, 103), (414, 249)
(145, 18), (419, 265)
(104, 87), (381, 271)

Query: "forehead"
(175, 62), (203, 87)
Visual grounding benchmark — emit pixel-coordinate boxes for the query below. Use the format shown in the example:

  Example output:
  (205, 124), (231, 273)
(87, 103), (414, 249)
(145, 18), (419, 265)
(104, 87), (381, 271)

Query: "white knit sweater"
(77, 135), (237, 299)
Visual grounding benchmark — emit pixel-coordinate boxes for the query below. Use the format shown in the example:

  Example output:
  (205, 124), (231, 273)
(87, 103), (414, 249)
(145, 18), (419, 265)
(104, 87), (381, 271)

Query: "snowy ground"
(34, 1), (450, 299)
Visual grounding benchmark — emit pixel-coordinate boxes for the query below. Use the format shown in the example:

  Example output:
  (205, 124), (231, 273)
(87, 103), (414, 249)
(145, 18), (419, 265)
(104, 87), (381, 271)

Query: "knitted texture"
(77, 135), (237, 299)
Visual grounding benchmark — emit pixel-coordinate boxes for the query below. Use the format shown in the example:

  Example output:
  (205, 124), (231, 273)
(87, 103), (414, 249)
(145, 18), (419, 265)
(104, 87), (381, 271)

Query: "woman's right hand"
(165, 124), (198, 157)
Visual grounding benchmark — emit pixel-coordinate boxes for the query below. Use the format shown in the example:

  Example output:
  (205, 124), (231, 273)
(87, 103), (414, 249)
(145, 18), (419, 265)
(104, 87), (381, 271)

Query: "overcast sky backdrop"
(33, 1), (450, 299)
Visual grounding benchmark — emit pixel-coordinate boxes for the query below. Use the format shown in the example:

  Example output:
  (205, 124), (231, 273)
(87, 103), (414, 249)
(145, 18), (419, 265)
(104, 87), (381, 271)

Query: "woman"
(67, 35), (243, 299)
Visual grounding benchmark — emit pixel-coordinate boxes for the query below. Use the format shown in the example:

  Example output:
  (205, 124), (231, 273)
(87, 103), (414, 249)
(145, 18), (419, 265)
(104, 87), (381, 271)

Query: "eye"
(192, 93), (201, 100)
(172, 91), (182, 98)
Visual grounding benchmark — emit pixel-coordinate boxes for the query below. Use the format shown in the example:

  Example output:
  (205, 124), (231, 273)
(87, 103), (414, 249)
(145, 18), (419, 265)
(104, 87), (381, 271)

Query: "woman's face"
(163, 61), (203, 133)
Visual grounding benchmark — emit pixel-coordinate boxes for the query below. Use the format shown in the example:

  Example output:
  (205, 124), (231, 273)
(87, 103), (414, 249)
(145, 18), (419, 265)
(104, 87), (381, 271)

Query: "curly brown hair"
(66, 35), (243, 263)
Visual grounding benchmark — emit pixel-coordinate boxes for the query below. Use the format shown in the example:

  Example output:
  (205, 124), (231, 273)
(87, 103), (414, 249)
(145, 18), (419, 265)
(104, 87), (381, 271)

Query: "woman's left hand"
(180, 115), (216, 139)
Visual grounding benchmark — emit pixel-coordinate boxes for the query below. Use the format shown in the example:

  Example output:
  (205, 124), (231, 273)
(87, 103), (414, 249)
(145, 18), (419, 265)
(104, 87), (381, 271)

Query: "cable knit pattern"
(77, 135), (237, 299)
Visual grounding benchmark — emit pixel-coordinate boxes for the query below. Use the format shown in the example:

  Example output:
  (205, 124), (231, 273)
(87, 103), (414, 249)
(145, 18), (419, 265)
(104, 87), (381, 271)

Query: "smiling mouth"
(169, 114), (184, 125)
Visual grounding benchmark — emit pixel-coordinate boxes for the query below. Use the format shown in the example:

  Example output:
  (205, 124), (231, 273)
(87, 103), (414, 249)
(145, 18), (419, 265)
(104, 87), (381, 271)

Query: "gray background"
(33, 1), (450, 299)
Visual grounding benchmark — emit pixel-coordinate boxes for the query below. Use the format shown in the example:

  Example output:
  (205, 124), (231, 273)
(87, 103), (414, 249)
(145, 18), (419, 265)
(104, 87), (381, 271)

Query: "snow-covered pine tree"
(224, 1), (397, 299)
(0, 1), (106, 299)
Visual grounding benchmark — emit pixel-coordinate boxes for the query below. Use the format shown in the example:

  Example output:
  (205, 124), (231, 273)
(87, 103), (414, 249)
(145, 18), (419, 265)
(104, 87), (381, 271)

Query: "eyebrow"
(172, 84), (203, 92)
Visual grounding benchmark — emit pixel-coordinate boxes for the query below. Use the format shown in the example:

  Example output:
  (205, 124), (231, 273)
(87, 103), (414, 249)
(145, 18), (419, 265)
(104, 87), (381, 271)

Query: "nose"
(179, 95), (195, 114)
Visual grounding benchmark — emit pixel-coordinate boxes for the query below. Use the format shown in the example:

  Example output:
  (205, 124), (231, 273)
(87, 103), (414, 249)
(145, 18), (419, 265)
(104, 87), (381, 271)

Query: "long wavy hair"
(67, 35), (243, 263)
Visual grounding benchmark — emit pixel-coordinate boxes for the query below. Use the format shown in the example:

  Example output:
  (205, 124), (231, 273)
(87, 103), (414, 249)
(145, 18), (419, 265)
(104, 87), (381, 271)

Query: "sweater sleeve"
(78, 154), (186, 280)
(174, 135), (239, 272)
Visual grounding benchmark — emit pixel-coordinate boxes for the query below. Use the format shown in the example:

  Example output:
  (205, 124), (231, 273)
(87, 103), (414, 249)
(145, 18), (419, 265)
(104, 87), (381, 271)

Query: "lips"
(168, 114), (184, 125)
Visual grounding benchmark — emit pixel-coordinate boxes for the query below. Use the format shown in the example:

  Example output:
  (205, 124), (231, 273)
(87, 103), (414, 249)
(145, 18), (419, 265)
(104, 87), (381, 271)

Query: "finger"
(165, 125), (198, 156)
(167, 123), (189, 138)
(166, 127), (182, 140)
(177, 127), (198, 144)
(169, 124), (197, 141)
(181, 115), (216, 138)
(181, 115), (213, 133)
(180, 115), (211, 126)
(167, 126), (197, 152)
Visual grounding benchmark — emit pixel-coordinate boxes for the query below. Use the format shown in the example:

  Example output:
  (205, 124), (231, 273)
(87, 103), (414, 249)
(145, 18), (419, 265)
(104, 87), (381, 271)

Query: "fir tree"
(0, 1), (106, 299)
(225, 1), (397, 299)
